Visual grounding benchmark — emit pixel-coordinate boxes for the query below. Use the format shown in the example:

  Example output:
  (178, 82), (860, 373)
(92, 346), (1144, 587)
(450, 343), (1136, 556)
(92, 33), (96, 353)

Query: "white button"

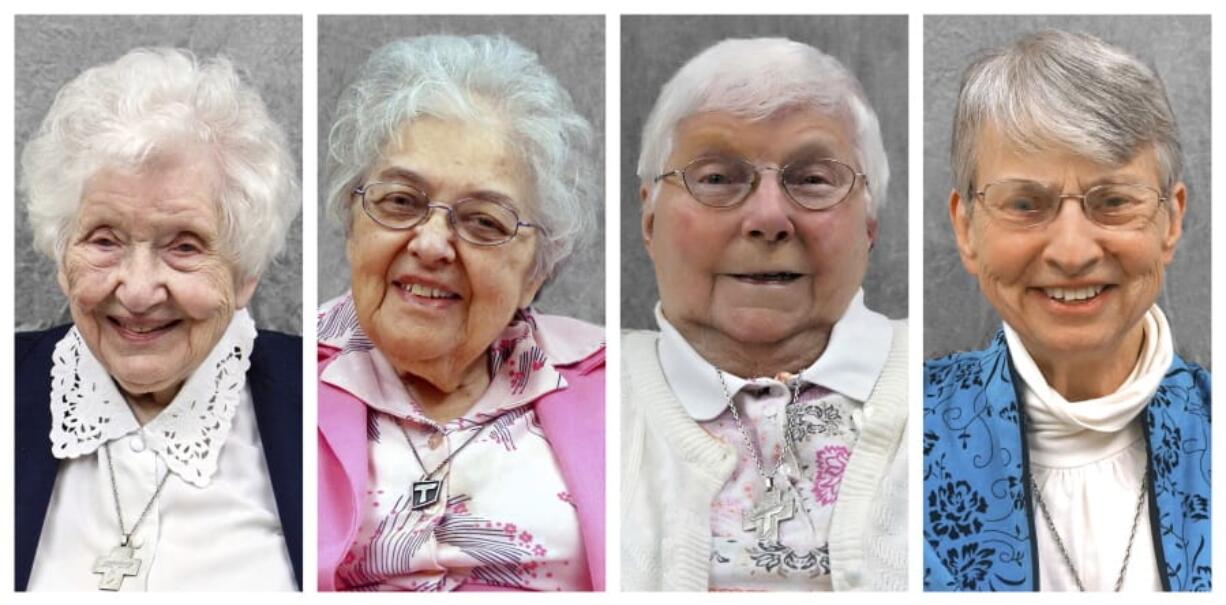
(130, 435), (146, 452)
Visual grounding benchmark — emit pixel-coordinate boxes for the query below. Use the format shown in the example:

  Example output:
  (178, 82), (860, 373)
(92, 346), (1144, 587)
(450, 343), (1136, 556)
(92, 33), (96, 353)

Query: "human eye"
(690, 158), (749, 187)
(456, 202), (516, 242)
(85, 228), (120, 250)
(373, 186), (427, 215)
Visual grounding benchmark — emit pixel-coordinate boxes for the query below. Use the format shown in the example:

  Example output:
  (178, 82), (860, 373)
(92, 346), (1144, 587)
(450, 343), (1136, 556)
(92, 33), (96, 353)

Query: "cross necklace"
(716, 369), (802, 543)
(93, 441), (171, 591)
(397, 416), (496, 511)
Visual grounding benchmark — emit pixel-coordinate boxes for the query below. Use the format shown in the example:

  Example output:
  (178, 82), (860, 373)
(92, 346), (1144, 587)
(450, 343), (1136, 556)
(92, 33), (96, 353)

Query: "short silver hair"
(21, 47), (300, 281)
(325, 35), (597, 279)
(637, 37), (889, 216)
(952, 30), (1183, 196)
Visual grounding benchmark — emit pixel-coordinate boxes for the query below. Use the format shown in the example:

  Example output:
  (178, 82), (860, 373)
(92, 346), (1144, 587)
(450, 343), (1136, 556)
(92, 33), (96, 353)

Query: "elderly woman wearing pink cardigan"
(315, 35), (605, 592)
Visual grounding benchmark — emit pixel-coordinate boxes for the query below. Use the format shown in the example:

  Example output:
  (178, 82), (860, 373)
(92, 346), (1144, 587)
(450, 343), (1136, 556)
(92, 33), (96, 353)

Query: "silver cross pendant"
(410, 479), (443, 510)
(743, 485), (795, 543)
(93, 544), (141, 591)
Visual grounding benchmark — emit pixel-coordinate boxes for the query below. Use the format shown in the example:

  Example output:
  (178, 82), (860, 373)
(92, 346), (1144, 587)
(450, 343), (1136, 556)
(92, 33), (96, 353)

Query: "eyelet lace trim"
(48, 310), (257, 488)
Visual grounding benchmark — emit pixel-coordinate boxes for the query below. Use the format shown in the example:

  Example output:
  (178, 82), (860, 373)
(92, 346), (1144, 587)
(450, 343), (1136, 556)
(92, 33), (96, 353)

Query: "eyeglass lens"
(682, 157), (855, 209)
(362, 183), (521, 244)
(982, 181), (1162, 229)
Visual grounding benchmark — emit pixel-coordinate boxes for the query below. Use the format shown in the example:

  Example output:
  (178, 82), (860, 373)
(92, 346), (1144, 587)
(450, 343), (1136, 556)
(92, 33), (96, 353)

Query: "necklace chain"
(104, 441), (171, 547)
(716, 370), (800, 491)
(397, 416), (496, 482)
(1030, 465), (1148, 591)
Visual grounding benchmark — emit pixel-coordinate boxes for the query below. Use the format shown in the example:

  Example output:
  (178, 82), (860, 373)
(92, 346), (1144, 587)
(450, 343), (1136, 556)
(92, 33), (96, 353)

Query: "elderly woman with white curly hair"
(622, 37), (908, 591)
(316, 35), (604, 592)
(14, 48), (302, 591)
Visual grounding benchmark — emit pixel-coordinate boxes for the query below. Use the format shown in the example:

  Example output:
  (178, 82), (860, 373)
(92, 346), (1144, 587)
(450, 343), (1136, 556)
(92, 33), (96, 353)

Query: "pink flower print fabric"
(811, 445), (851, 505)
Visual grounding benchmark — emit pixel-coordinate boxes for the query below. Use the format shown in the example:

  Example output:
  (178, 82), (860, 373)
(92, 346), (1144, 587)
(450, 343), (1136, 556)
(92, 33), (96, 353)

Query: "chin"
(714, 308), (808, 345)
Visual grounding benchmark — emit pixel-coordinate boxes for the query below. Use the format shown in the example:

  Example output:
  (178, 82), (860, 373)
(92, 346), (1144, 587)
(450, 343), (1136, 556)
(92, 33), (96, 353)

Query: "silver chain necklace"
(92, 441), (172, 591)
(1030, 465), (1148, 591)
(397, 417), (496, 511)
(716, 369), (802, 543)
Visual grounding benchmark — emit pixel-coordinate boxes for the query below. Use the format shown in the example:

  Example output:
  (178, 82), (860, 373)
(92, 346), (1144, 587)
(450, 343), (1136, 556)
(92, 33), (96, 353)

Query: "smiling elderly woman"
(316, 35), (604, 592)
(14, 48), (302, 591)
(923, 31), (1211, 592)
(622, 38), (908, 591)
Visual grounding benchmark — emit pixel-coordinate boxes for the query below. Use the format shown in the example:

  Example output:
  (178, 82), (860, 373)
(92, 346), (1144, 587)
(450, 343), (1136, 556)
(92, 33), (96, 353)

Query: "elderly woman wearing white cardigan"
(621, 37), (908, 591)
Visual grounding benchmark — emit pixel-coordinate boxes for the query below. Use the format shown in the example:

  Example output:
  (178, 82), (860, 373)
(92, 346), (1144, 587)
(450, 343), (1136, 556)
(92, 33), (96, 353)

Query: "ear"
(236, 275), (259, 309)
(949, 189), (980, 276)
(56, 261), (70, 299)
(640, 183), (657, 259)
(866, 216), (879, 251)
(519, 271), (547, 309)
(1160, 181), (1187, 264)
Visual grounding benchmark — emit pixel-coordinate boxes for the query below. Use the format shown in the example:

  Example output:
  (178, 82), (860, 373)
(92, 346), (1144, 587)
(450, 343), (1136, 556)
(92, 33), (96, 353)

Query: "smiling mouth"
(393, 280), (461, 300)
(108, 317), (181, 338)
(731, 272), (804, 284)
(1043, 285), (1109, 303)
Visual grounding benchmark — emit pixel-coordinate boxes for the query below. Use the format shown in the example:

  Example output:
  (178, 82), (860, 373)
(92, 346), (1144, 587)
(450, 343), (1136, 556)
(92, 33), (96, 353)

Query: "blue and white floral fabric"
(923, 330), (1211, 591)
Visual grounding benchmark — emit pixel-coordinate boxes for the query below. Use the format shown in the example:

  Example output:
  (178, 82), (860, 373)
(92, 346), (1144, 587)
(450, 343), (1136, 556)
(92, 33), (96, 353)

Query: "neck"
(122, 385), (180, 426)
(399, 353), (491, 423)
(1030, 324), (1146, 402)
(677, 321), (830, 379)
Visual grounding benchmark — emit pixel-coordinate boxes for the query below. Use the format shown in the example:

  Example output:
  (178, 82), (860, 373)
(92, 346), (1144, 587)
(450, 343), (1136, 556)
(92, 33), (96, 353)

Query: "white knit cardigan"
(620, 321), (909, 591)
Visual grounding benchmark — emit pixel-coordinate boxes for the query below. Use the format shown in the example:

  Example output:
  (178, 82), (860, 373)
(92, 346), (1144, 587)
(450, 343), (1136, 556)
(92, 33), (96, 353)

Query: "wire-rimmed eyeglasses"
(972, 179), (1169, 230)
(654, 156), (867, 210)
(354, 182), (543, 246)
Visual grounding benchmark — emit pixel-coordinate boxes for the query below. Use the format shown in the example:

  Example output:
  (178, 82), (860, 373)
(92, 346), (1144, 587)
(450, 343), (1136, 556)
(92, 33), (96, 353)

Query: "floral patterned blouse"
(319, 295), (593, 591)
(703, 382), (860, 590)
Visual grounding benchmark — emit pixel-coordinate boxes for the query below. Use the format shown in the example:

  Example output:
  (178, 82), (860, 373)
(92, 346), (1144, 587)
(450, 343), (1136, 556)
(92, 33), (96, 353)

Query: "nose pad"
(115, 249), (169, 312)
(741, 171), (796, 243)
(1043, 199), (1104, 275)
(406, 209), (458, 265)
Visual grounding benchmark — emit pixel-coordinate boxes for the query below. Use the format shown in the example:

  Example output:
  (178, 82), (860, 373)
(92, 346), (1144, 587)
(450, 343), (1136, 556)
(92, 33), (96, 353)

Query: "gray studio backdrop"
(923, 15), (1211, 367)
(317, 16), (606, 324)
(621, 15), (909, 330)
(14, 15), (304, 335)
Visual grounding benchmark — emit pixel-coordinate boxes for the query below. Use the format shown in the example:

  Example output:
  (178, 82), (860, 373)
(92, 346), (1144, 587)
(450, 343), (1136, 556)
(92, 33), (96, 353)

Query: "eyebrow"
(368, 166), (520, 206)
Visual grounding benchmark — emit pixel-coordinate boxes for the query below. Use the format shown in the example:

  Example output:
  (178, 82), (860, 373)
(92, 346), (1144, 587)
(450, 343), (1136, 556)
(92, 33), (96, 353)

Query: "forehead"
(370, 116), (533, 206)
(77, 156), (221, 233)
(974, 124), (1162, 186)
(669, 107), (857, 163)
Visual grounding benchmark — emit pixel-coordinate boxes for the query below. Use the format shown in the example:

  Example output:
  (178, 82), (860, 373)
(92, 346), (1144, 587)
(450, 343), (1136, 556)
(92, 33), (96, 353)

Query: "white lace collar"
(48, 309), (258, 488)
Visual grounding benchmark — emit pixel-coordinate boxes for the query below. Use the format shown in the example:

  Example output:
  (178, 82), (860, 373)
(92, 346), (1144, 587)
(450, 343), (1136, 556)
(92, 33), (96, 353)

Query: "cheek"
(61, 253), (118, 311)
(169, 268), (236, 319)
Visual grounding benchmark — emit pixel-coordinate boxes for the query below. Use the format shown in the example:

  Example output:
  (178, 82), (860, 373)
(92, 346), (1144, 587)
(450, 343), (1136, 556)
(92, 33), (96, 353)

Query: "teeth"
(403, 283), (455, 299)
(1044, 285), (1106, 302)
(118, 321), (172, 333)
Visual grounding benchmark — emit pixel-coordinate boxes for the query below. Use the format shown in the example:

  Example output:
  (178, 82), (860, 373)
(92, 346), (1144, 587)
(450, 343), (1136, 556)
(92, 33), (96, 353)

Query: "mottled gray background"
(924, 15), (1211, 367)
(317, 16), (605, 323)
(621, 15), (909, 330)
(15, 15), (304, 335)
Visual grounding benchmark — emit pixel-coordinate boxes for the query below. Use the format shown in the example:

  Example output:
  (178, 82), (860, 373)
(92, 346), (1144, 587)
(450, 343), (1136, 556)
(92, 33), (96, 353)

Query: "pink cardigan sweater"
(317, 338), (606, 591)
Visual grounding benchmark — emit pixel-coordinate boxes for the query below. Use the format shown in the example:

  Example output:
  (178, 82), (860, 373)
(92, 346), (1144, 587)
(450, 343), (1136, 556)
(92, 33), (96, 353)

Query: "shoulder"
(15, 324), (73, 369)
(532, 312), (605, 373)
(924, 331), (1008, 391)
(248, 329), (303, 402)
(620, 328), (660, 356)
(1154, 354), (1211, 420)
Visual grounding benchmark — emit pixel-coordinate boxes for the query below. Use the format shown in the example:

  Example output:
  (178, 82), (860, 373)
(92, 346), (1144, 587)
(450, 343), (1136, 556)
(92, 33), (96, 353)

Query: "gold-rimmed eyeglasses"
(654, 156), (867, 210)
(354, 182), (543, 246)
(972, 179), (1169, 230)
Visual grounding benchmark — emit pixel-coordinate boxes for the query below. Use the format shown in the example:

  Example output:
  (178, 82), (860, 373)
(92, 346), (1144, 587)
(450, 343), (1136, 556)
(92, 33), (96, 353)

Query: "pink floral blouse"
(319, 294), (596, 591)
(703, 380), (861, 590)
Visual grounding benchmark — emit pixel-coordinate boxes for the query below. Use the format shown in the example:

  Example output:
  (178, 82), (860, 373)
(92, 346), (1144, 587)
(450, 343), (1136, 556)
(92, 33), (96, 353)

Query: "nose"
(115, 247), (169, 313)
(1042, 198), (1104, 276)
(406, 208), (457, 266)
(740, 170), (796, 243)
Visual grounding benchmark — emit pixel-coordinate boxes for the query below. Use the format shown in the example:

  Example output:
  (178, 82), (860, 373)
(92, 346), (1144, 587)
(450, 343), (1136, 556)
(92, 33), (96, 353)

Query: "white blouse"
(657, 290), (893, 590)
(27, 310), (296, 591)
(1005, 305), (1171, 591)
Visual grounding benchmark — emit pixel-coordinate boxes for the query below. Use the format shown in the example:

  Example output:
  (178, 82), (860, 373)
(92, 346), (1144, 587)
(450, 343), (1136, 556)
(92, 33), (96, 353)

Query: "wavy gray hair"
(21, 47), (299, 281)
(325, 35), (597, 279)
(637, 37), (890, 217)
(952, 30), (1183, 196)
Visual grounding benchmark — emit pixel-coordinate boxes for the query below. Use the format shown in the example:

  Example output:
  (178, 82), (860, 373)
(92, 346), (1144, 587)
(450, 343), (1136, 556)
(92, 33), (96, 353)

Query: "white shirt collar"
(48, 309), (258, 488)
(657, 289), (894, 421)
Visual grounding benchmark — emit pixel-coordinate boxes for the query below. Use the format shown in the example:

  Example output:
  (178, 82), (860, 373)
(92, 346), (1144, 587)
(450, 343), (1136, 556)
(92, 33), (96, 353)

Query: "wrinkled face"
(346, 117), (543, 379)
(59, 154), (255, 404)
(951, 125), (1185, 365)
(642, 108), (877, 350)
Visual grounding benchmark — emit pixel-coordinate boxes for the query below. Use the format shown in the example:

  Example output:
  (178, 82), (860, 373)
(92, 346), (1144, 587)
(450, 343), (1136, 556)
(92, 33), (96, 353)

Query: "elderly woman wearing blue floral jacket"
(924, 31), (1210, 592)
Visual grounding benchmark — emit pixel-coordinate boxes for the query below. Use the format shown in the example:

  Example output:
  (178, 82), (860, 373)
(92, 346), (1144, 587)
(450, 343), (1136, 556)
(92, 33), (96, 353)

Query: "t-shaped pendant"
(743, 487), (795, 543)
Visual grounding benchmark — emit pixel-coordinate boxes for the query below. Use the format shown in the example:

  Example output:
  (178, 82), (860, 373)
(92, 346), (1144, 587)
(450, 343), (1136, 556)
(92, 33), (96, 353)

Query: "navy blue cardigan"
(14, 325), (303, 590)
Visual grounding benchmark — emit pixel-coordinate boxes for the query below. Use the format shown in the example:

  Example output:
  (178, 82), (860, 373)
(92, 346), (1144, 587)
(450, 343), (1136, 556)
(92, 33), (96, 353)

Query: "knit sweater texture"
(621, 320), (909, 591)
